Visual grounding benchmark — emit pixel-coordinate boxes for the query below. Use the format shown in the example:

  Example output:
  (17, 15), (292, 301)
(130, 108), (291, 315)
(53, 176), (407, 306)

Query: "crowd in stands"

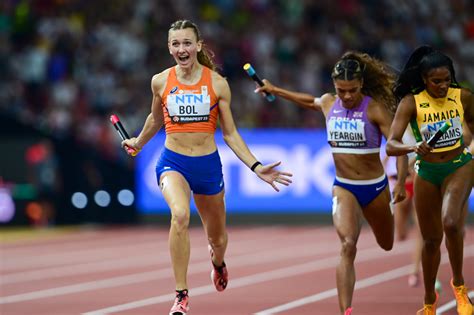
(1, 0), (473, 165)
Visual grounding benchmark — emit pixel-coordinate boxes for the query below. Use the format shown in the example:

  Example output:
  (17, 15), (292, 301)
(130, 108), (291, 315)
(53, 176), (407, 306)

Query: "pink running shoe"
(169, 290), (189, 315)
(344, 307), (353, 315)
(208, 245), (228, 291)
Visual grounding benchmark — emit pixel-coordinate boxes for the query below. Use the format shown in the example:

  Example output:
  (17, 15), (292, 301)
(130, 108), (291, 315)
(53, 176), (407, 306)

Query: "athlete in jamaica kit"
(387, 45), (474, 315)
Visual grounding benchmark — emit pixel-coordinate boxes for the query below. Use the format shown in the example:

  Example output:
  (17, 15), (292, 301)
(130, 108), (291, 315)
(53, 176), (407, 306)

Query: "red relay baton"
(110, 114), (138, 156)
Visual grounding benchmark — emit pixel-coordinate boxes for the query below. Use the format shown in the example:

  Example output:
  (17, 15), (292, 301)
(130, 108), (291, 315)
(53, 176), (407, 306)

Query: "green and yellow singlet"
(410, 87), (464, 153)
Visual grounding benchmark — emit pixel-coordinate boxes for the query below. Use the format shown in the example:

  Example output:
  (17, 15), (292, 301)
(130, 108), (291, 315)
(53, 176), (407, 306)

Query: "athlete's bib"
(327, 118), (367, 148)
(419, 116), (463, 149)
(167, 86), (211, 123)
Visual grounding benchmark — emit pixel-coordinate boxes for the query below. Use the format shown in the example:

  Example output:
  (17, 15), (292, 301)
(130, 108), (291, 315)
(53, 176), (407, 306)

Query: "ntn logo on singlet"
(167, 90), (211, 122)
(327, 119), (367, 148)
(328, 116), (364, 129)
(420, 117), (462, 145)
(327, 118), (366, 145)
(334, 120), (358, 130)
(172, 94), (208, 105)
(423, 118), (460, 133)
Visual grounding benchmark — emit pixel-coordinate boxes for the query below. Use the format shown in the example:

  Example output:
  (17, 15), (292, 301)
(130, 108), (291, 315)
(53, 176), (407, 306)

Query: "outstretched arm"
(216, 74), (292, 191)
(121, 74), (165, 155)
(257, 79), (323, 111)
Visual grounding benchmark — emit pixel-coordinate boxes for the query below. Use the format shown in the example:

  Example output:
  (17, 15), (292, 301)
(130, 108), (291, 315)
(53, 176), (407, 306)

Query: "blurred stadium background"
(1, 0), (473, 228)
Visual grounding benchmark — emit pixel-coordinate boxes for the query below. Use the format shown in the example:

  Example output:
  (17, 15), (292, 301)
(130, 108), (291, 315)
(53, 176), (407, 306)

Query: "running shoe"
(208, 245), (228, 291)
(169, 290), (189, 315)
(416, 292), (438, 315)
(344, 307), (353, 314)
(450, 279), (473, 315)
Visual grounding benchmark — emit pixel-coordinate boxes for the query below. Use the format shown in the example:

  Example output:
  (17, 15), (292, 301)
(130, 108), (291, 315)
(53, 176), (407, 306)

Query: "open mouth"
(178, 55), (190, 62)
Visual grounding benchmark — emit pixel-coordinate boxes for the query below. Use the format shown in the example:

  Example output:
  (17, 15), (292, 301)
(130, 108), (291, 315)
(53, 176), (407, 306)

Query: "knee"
(443, 217), (463, 237)
(170, 209), (190, 233)
(340, 238), (358, 260)
(208, 234), (227, 249)
(423, 237), (442, 253)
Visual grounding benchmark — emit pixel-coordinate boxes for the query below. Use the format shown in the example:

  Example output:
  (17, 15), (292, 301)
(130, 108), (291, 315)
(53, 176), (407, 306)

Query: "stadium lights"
(117, 189), (134, 206)
(71, 192), (88, 209)
(0, 188), (15, 222)
(94, 190), (111, 207)
(71, 189), (135, 209)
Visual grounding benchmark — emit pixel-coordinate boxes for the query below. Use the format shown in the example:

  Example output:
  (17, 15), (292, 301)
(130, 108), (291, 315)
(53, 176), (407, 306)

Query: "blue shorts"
(155, 147), (224, 195)
(333, 174), (388, 207)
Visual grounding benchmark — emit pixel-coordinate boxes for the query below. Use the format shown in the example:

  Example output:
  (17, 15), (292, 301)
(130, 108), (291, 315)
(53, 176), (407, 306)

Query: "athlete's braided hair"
(393, 45), (460, 102)
(169, 20), (218, 72)
(332, 51), (397, 115)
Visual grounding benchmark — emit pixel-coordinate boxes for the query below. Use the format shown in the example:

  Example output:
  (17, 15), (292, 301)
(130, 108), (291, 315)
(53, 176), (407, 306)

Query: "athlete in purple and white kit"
(257, 51), (408, 315)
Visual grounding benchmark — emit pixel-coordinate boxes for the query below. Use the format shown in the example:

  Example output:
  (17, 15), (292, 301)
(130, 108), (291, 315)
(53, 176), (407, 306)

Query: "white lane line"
(0, 229), (324, 284)
(1, 253), (161, 285)
(0, 227), (317, 270)
(254, 245), (474, 314)
(0, 238), (344, 304)
(437, 291), (474, 314)
(0, 242), (164, 270)
(0, 227), (274, 266)
(254, 265), (413, 315)
(0, 231), (165, 255)
(81, 241), (417, 315)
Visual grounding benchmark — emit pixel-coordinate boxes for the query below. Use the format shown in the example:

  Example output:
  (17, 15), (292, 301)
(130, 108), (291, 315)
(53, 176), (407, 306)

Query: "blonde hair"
(169, 20), (217, 72)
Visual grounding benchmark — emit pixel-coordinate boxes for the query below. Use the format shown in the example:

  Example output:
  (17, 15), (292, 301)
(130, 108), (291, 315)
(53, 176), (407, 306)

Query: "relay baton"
(110, 114), (138, 156)
(243, 63), (275, 102)
(427, 121), (452, 146)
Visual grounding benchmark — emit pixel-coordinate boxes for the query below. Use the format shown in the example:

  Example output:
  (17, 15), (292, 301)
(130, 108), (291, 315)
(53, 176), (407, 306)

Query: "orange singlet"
(161, 66), (219, 134)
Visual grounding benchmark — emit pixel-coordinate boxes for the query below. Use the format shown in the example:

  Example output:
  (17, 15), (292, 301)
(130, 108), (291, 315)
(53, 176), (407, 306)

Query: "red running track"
(1, 225), (473, 315)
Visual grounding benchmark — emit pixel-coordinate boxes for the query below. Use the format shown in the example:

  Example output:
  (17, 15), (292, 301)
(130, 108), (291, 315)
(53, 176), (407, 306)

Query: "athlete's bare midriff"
(165, 132), (217, 156)
(333, 153), (385, 180)
(419, 145), (465, 163)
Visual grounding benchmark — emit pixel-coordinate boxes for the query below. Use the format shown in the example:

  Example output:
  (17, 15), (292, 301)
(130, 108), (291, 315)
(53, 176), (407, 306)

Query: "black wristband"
(250, 161), (262, 172)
